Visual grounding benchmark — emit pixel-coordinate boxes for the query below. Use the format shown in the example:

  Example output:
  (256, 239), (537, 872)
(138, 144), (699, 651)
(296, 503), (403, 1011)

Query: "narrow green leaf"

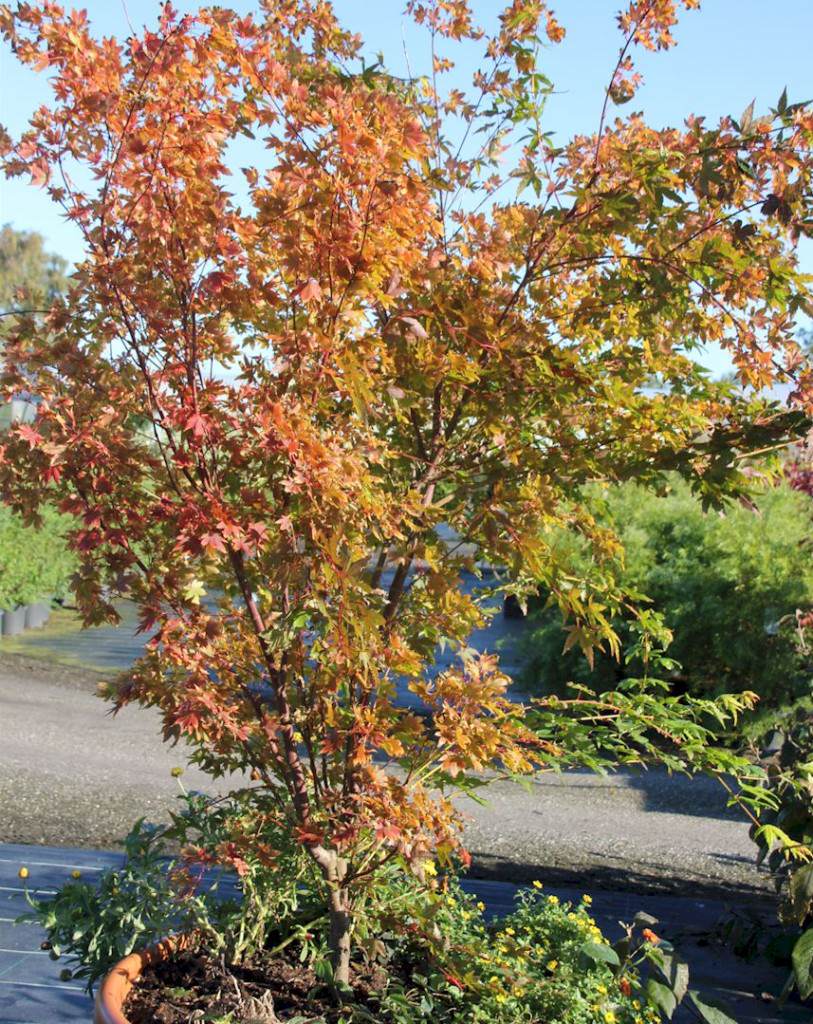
(792, 927), (813, 1000)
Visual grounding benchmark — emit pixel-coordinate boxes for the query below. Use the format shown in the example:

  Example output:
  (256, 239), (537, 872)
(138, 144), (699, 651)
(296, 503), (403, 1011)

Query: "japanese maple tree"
(2, 0), (813, 985)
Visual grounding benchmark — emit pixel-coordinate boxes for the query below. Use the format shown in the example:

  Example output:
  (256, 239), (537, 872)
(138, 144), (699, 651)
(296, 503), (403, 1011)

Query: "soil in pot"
(125, 946), (405, 1024)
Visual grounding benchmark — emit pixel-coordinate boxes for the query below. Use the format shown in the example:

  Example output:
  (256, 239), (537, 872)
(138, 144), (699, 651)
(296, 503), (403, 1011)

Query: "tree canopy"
(0, 223), (68, 313)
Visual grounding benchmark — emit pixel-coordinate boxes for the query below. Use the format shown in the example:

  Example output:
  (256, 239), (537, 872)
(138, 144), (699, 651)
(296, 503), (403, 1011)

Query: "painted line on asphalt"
(0, 857), (108, 871)
(0, 977), (85, 991)
(0, 885), (57, 894)
(0, 947), (48, 954)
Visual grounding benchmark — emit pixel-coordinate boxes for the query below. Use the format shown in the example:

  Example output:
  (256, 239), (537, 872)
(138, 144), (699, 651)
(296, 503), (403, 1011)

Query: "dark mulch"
(126, 948), (399, 1023)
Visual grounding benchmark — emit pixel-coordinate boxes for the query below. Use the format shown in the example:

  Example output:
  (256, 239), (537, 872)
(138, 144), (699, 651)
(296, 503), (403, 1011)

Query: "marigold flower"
(582, 894), (593, 905)
(18, 867), (28, 880)
(619, 977), (633, 996)
(547, 894), (559, 904)
(641, 928), (660, 944)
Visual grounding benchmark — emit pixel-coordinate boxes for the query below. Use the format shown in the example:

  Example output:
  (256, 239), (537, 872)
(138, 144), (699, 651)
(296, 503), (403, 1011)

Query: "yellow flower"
(604, 1013), (617, 1024)
(504, 927), (515, 936)
(423, 861), (437, 877)
(567, 912), (577, 921)
(532, 880), (543, 890)
(597, 984), (607, 995)
(514, 987), (525, 998)
(495, 994), (508, 1004)
(70, 869), (82, 879)
(461, 910), (471, 920)
(582, 894), (593, 905)
(18, 866), (28, 880)
(547, 894), (559, 905)
(488, 976), (500, 987)
(547, 960), (558, 971)
(477, 901), (485, 911)
(633, 1000), (641, 1010)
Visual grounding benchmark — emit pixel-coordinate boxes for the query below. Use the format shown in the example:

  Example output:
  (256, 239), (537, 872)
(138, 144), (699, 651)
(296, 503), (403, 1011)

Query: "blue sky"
(2, 1), (812, 376)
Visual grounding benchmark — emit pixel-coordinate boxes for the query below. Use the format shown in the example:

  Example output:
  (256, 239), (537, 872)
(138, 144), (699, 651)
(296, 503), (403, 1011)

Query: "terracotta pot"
(94, 935), (193, 1024)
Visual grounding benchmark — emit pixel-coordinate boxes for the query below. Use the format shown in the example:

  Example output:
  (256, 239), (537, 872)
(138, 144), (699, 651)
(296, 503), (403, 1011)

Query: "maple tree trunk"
(328, 887), (352, 988)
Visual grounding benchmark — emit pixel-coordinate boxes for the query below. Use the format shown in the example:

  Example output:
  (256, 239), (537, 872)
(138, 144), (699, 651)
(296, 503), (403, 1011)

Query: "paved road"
(0, 574), (528, 706)
(0, 657), (767, 899)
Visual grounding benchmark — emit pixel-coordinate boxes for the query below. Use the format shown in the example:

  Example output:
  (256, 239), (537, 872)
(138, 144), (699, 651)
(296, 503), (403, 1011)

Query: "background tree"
(0, 223), (68, 318)
(1, 0), (813, 987)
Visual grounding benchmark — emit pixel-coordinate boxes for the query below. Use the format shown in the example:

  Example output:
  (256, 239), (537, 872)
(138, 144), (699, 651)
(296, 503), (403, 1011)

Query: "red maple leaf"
(296, 277), (322, 303)
(184, 410), (209, 438)
(295, 825), (325, 846)
(200, 531), (227, 554)
(17, 423), (43, 448)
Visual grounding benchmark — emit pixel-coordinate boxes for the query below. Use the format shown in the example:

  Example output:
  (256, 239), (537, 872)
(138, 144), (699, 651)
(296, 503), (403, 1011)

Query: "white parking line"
(0, 885), (57, 894)
(0, 858), (109, 871)
(0, 977), (85, 992)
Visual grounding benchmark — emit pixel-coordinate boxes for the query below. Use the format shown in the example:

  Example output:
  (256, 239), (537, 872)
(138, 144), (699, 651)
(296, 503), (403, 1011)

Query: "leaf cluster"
(521, 476), (813, 711)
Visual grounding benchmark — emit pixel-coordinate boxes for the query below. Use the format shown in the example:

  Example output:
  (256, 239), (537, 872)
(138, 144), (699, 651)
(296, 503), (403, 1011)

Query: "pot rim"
(93, 934), (194, 1024)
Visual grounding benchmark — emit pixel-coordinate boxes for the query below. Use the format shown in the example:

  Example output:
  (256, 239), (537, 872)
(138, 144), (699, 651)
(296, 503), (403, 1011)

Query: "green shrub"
(521, 478), (813, 709)
(0, 504), (76, 609)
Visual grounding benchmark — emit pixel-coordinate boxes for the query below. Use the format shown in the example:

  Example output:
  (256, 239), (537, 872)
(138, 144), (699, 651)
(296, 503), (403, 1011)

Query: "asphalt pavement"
(0, 655), (768, 899)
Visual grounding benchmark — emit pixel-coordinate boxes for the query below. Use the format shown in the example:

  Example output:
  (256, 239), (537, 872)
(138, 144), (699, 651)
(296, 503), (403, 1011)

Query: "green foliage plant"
(0, 503), (75, 609)
(745, 689), (813, 1005)
(23, 801), (731, 1023)
(521, 478), (813, 710)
